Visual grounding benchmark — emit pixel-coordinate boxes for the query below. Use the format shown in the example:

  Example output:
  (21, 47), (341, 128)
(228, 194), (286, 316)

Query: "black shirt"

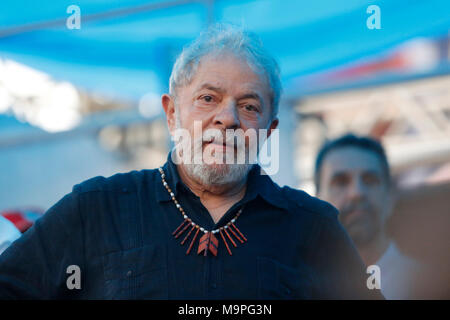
(0, 152), (383, 299)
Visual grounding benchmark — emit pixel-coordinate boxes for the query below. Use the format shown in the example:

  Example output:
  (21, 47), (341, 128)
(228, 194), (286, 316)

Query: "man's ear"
(266, 117), (279, 139)
(385, 186), (396, 219)
(162, 94), (176, 135)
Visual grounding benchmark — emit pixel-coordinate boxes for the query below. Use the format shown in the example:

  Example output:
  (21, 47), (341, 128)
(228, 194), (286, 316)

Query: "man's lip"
(204, 141), (235, 148)
(343, 210), (366, 224)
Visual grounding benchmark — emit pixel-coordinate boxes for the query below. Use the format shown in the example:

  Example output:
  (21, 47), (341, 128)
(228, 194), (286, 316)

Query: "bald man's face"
(318, 147), (392, 246)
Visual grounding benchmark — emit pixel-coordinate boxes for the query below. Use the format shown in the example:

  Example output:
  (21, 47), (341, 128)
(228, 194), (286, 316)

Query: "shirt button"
(126, 270), (132, 277)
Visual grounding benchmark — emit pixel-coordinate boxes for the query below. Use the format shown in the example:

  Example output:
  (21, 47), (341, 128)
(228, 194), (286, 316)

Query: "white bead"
(191, 222), (195, 226)
(170, 192), (174, 197)
(183, 214), (188, 219)
(161, 174), (165, 178)
(163, 182), (167, 186)
(224, 225), (228, 229)
(231, 219), (236, 223)
(176, 204), (181, 208)
(200, 227), (204, 232)
(204, 230), (208, 233)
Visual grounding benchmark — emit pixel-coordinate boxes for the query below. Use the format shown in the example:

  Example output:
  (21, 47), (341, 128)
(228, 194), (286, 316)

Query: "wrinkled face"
(163, 52), (278, 186)
(318, 147), (392, 246)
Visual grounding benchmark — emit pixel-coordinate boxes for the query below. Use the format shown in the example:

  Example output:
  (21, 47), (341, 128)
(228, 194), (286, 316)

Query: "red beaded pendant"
(171, 220), (247, 256)
(197, 232), (219, 256)
(160, 166), (247, 257)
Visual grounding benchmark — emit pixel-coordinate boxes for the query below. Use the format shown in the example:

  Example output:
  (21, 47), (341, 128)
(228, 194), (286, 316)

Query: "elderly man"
(0, 24), (381, 299)
(315, 133), (423, 299)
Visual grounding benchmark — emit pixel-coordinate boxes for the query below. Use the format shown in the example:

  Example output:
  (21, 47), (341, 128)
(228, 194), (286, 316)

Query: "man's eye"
(201, 95), (214, 103)
(363, 174), (380, 186)
(244, 104), (258, 112)
(332, 175), (349, 187)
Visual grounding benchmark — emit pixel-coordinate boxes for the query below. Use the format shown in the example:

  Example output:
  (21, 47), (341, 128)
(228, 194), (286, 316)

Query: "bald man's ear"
(162, 94), (176, 136)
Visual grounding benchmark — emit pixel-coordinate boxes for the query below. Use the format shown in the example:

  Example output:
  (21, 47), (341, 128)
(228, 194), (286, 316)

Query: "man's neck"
(176, 164), (247, 224)
(357, 233), (391, 266)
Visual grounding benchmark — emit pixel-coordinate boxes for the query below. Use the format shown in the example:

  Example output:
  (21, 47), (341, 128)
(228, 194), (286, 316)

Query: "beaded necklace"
(158, 167), (247, 256)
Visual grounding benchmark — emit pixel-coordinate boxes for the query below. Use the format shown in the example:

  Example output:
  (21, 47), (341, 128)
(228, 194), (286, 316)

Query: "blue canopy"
(1, 0), (449, 99)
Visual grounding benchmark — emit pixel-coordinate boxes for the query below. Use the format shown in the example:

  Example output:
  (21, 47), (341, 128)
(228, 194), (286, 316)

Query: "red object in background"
(1, 209), (44, 233)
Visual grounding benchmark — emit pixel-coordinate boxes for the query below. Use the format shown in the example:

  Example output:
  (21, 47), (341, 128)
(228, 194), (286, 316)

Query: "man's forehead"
(193, 80), (265, 96)
(189, 55), (269, 92)
(323, 146), (384, 175)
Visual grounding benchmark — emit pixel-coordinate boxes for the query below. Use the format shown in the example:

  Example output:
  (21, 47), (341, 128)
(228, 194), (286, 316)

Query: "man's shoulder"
(72, 168), (159, 194)
(280, 185), (339, 220)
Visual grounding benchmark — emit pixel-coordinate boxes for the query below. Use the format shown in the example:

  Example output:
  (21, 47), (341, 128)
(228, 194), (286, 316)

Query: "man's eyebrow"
(330, 171), (349, 180)
(195, 83), (225, 94)
(236, 92), (263, 105)
(195, 84), (264, 106)
(362, 169), (382, 177)
(331, 169), (381, 180)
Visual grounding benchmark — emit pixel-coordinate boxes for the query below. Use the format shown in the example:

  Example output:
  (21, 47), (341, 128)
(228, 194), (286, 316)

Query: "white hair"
(169, 23), (282, 118)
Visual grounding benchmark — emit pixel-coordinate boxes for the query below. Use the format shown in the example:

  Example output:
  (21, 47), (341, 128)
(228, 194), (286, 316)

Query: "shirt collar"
(245, 163), (289, 211)
(155, 151), (289, 211)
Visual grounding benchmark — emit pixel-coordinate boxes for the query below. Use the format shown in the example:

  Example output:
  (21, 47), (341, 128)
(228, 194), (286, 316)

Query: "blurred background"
(0, 0), (449, 297)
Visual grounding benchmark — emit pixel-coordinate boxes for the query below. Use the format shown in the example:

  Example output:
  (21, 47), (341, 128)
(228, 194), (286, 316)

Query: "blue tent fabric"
(0, 0), (449, 99)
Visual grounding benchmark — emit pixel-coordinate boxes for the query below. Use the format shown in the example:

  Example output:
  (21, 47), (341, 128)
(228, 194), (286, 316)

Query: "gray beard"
(183, 161), (253, 187)
(174, 110), (255, 186)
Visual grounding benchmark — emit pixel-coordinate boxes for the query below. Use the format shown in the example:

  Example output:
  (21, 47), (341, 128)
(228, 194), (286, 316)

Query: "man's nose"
(213, 100), (240, 130)
(347, 176), (367, 201)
